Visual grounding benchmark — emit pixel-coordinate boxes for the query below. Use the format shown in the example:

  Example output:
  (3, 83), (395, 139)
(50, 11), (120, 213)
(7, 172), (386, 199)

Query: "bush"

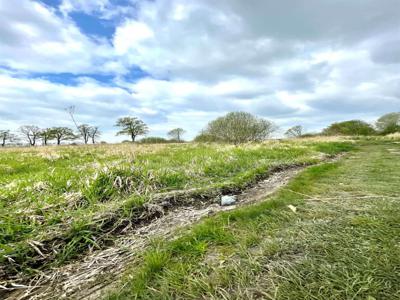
(285, 125), (303, 138)
(299, 133), (320, 138)
(197, 111), (277, 144)
(322, 120), (376, 136)
(193, 132), (220, 143)
(139, 137), (169, 144)
(381, 123), (400, 135)
(376, 112), (400, 134)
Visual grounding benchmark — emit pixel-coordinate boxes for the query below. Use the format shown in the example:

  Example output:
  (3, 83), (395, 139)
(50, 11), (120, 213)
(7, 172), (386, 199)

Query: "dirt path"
(5, 165), (308, 300)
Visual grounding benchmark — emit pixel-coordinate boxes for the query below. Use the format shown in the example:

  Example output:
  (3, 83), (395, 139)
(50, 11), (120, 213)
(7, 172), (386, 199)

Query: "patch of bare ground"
(3, 163), (310, 300)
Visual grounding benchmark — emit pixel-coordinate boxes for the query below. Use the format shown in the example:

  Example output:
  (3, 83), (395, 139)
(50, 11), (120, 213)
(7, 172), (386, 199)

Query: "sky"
(0, 0), (399, 142)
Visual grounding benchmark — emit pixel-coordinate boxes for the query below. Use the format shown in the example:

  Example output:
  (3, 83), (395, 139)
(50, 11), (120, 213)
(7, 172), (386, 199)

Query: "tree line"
(194, 111), (400, 143)
(285, 112), (400, 138)
(1, 111), (399, 147)
(0, 116), (187, 147)
(320, 112), (400, 137)
(0, 124), (102, 147)
(119, 111), (400, 144)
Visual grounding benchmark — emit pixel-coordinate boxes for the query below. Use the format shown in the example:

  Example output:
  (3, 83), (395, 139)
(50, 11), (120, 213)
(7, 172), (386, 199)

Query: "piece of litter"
(287, 205), (297, 213)
(221, 195), (237, 206)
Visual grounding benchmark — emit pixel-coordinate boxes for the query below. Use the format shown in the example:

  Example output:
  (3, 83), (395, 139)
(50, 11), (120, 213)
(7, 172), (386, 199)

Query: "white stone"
(287, 204), (297, 213)
(221, 195), (237, 206)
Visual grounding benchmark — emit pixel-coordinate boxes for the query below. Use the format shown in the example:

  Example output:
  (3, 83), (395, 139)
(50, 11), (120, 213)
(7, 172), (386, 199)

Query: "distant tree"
(381, 123), (400, 135)
(77, 124), (92, 144)
(52, 127), (75, 145)
(300, 133), (319, 138)
(39, 128), (55, 146)
(88, 126), (101, 144)
(20, 125), (41, 146)
(193, 131), (220, 143)
(140, 137), (169, 144)
(201, 112), (277, 144)
(0, 130), (16, 147)
(285, 125), (303, 138)
(115, 117), (148, 142)
(167, 128), (186, 142)
(0, 130), (9, 147)
(376, 112), (400, 134)
(323, 120), (376, 136)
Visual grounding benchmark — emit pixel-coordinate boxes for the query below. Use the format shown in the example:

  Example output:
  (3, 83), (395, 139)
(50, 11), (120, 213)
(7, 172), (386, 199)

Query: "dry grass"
(0, 138), (354, 296)
(106, 141), (400, 300)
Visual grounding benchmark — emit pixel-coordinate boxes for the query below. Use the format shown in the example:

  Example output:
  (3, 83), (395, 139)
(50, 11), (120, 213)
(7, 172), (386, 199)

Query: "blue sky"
(0, 0), (399, 142)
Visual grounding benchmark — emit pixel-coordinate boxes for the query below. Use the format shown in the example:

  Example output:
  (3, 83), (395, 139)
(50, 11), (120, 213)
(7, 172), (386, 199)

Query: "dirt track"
(6, 164), (309, 300)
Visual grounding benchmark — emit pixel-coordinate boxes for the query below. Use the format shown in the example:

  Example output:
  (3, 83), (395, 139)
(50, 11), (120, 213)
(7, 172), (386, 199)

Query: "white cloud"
(0, 73), (135, 141)
(0, 0), (119, 74)
(60, 0), (110, 15)
(114, 21), (154, 55)
(1, 0), (400, 140)
(59, 0), (134, 20)
(112, 0), (400, 81)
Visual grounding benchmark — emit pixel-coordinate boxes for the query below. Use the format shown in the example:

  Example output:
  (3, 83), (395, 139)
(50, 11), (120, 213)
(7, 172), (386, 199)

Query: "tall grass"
(0, 140), (354, 276)
(107, 142), (400, 300)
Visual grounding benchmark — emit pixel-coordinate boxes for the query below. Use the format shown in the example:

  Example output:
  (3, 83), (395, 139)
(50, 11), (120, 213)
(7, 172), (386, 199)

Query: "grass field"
(0, 139), (354, 281)
(107, 141), (400, 300)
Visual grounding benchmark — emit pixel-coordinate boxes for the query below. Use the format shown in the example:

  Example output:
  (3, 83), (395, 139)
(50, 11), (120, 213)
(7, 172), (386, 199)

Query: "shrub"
(285, 125), (303, 138)
(322, 120), (376, 136)
(198, 111), (277, 144)
(139, 137), (169, 144)
(376, 112), (400, 134)
(193, 132), (220, 143)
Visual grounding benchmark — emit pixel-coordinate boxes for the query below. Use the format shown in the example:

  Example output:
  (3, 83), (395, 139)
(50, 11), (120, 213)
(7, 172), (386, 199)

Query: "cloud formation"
(0, 0), (399, 141)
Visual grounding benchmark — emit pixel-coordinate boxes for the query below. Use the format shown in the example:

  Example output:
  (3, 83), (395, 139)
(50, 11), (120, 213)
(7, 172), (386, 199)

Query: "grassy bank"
(107, 141), (400, 300)
(0, 140), (353, 278)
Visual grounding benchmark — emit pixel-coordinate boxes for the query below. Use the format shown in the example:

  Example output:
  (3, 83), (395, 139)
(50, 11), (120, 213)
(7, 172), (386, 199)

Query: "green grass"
(0, 140), (354, 278)
(107, 141), (400, 300)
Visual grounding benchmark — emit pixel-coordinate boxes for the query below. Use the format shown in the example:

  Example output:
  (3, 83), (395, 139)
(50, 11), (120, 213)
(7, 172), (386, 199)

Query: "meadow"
(0, 139), (353, 283)
(107, 140), (400, 300)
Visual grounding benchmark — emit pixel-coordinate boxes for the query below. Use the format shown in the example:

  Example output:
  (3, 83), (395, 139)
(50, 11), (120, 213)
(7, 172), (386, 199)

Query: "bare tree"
(78, 124), (91, 144)
(115, 117), (148, 142)
(19, 125), (41, 146)
(285, 125), (303, 138)
(168, 128), (186, 142)
(52, 127), (75, 145)
(88, 126), (101, 144)
(0, 130), (17, 147)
